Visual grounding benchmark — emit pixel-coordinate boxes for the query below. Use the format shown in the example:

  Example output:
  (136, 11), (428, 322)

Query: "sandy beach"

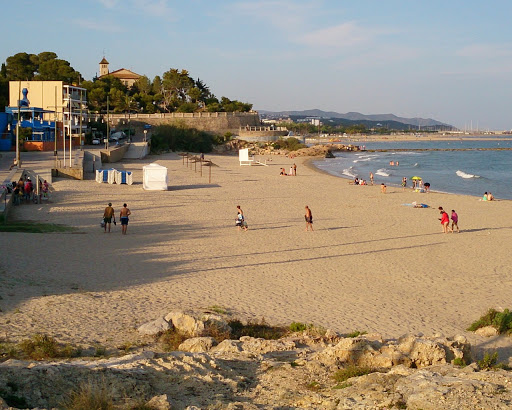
(1, 151), (512, 353)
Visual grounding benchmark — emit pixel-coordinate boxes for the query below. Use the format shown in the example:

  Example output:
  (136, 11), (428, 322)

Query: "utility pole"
(54, 86), (58, 157)
(16, 81), (21, 167)
(106, 96), (110, 150)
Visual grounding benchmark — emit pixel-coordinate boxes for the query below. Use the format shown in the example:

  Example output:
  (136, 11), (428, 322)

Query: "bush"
(333, 365), (374, 383)
(61, 380), (114, 410)
(227, 318), (289, 340)
(272, 137), (306, 152)
(157, 329), (190, 351)
(150, 124), (214, 153)
(478, 352), (499, 369)
(289, 322), (309, 332)
(467, 308), (512, 334)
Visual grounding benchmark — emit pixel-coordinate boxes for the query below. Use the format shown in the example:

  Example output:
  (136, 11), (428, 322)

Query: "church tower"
(99, 57), (109, 77)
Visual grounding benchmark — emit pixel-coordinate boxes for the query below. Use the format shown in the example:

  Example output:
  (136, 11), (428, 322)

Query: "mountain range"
(258, 109), (453, 128)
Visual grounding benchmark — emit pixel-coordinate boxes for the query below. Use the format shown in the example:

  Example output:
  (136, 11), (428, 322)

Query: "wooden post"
(209, 161), (212, 184)
(194, 158), (197, 172)
(200, 160), (202, 177)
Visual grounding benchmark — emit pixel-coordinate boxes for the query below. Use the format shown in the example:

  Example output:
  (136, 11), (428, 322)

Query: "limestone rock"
(137, 317), (171, 335)
(211, 339), (242, 354)
(147, 394), (173, 409)
(165, 311), (205, 336)
(474, 325), (499, 337)
(179, 337), (217, 353)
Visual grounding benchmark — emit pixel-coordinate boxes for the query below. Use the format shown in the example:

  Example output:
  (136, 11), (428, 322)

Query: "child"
(451, 210), (459, 233)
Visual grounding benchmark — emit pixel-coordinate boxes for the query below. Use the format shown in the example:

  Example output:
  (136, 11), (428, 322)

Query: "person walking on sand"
(119, 203), (131, 235)
(305, 206), (313, 231)
(236, 205), (248, 231)
(293, 163), (297, 176)
(103, 202), (116, 233)
(451, 209), (460, 233)
(401, 177), (407, 191)
(370, 172), (374, 185)
(438, 206), (451, 233)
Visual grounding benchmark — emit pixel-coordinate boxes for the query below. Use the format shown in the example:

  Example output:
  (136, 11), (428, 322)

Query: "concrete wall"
(100, 144), (130, 163)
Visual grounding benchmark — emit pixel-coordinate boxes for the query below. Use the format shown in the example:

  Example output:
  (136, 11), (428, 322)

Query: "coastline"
(1, 152), (512, 354)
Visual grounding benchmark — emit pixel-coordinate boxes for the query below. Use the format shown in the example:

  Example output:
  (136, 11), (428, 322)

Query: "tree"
(35, 58), (81, 83)
(5, 52), (37, 80)
(133, 75), (151, 95)
(161, 68), (194, 111)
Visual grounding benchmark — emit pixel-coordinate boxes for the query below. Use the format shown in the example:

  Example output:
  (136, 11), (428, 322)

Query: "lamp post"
(106, 96), (110, 150)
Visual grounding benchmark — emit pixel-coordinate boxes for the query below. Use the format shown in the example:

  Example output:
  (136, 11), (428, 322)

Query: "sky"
(1, 0), (512, 130)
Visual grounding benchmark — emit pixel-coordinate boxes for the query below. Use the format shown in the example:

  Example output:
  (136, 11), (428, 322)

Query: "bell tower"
(99, 57), (109, 77)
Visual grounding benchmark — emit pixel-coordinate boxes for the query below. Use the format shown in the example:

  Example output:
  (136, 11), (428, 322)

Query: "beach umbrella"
(411, 176), (422, 180)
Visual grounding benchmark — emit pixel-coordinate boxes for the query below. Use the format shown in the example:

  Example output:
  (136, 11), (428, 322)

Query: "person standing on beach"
(236, 205), (247, 231)
(438, 207), (451, 233)
(401, 177), (407, 191)
(119, 203), (131, 235)
(293, 163), (297, 176)
(369, 172), (374, 185)
(451, 209), (459, 233)
(305, 206), (313, 231)
(103, 202), (116, 233)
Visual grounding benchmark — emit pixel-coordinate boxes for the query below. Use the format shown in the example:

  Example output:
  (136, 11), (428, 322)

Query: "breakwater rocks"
(2, 313), (512, 409)
(215, 141), (361, 157)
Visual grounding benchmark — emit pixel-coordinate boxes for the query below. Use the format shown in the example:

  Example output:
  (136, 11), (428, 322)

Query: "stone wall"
(106, 112), (261, 134)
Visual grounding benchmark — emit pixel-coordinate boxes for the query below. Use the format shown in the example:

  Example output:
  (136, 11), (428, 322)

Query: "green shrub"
(157, 329), (190, 351)
(19, 334), (59, 360)
(333, 365), (374, 383)
(453, 357), (466, 367)
(272, 137), (306, 152)
(228, 318), (289, 340)
(467, 308), (512, 334)
(478, 352), (498, 369)
(345, 331), (367, 338)
(150, 124), (214, 153)
(289, 322), (308, 332)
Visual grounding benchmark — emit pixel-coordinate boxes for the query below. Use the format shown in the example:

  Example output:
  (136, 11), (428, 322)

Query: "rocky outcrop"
(1, 330), (509, 409)
(137, 310), (231, 337)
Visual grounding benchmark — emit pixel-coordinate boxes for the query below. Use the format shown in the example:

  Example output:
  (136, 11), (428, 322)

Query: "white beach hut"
(143, 163), (168, 190)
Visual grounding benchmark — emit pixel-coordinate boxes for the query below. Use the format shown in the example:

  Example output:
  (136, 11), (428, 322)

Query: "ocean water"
(312, 139), (512, 200)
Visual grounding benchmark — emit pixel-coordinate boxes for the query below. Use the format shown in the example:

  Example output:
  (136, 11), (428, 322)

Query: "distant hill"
(258, 109), (454, 129)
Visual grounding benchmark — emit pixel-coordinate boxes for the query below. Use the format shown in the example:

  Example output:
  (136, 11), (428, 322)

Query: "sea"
(312, 138), (512, 200)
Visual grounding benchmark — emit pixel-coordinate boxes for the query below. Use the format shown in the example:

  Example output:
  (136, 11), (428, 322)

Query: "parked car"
(92, 138), (101, 145)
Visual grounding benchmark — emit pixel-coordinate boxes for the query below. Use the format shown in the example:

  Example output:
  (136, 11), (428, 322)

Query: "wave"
(456, 170), (480, 179)
(412, 163), (419, 167)
(375, 168), (390, 177)
(342, 167), (358, 178)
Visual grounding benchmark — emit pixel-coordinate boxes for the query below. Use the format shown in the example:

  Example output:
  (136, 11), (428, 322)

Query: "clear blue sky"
(2, 0), (512, 130)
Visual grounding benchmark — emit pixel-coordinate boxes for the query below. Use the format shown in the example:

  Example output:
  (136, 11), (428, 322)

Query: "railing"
(97, 111), (259, 121)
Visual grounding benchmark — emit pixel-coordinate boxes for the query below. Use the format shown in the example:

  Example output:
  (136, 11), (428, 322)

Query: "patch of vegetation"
(0, 221), (74, 233)
(15, 334), (80, 360)
(467, 308), (512, 334)
(61, 380), (114, 410)
(346, 330), (367, 338)
(203, 323), (231, 343)
(478, 352), (499, 370)
(332, 382), (352, 390)
(272, 137), (306, 152)
(94, 345), (107, 357)
(208, 305), (227, 315)
(305, 381), (322, 391)
(228, 318), (289, 340)
(157, 329), (190, 351)
(289, 322), (309, 332)
(151, 124), (214, 153)
(126, 402), (158, 410)
(453, 357), (466, 367)
(333, 365), (375, 384)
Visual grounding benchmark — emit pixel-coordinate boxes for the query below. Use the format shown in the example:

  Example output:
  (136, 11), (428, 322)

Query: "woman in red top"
(439, 207), (451, 233)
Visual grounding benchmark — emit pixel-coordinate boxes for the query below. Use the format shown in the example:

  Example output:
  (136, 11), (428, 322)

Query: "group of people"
(389, 161), (399, 166)
(9, 176), (50, 205)
(353, 177), (368, 185)
(482, 192), (494, 201)
(279, 163), (297, 176)
(438, 207), (459, 233)
(103, 202), (131, 234)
